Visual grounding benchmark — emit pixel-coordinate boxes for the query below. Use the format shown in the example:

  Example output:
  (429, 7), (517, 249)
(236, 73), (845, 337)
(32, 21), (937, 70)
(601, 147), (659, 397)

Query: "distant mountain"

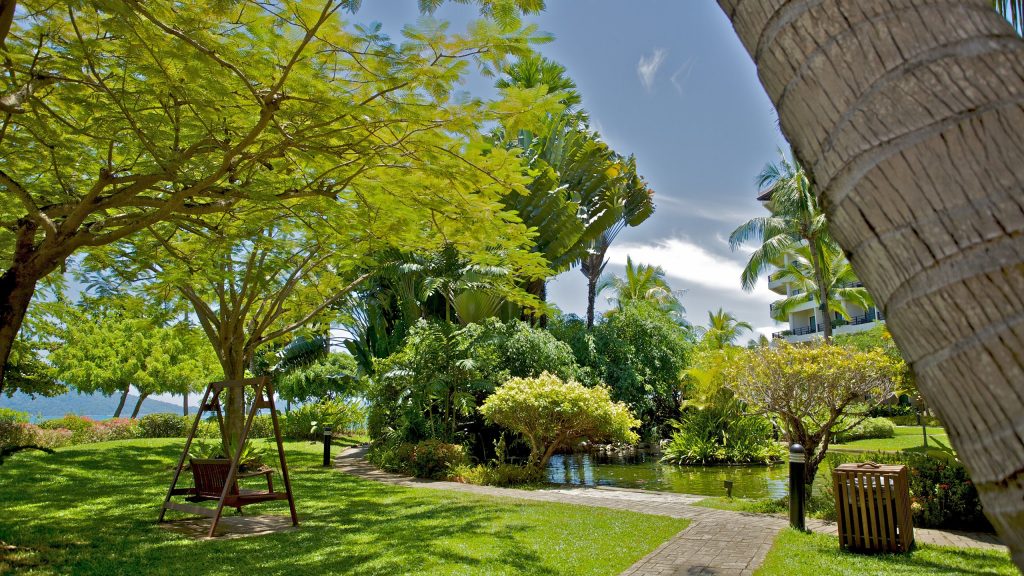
(0, 391), (184, 421)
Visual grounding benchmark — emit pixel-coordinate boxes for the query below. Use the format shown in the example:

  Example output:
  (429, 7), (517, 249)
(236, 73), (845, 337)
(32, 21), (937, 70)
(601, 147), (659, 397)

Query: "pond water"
(546, 451), (790, 499)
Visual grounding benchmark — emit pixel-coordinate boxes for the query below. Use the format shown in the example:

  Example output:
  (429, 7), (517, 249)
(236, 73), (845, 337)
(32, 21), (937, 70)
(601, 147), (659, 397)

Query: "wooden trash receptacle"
(833, 462), (914, 552)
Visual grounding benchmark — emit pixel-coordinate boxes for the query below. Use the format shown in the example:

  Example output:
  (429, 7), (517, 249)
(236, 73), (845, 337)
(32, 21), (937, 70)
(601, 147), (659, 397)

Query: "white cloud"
(637, 48), (668, 93)
(606, 238), (777, 304)
(670, 58), (694, 95)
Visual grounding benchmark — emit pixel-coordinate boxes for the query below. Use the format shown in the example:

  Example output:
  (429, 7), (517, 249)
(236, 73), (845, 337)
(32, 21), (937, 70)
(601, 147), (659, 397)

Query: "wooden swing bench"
(159, 377), (298, 537)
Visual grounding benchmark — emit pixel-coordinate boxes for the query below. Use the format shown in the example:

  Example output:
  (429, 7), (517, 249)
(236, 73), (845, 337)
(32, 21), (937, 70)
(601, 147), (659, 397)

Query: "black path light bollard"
(789, 443), (806, 531)
(322, 424), (334, 467)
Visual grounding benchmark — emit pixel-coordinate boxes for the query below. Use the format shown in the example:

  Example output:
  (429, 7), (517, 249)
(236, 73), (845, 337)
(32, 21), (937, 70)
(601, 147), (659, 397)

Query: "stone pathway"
(335, 446), (1005, 575)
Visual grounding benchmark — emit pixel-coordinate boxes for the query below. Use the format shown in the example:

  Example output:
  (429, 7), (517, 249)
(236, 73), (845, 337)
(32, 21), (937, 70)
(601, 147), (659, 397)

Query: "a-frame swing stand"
(159, 377), (298, 537)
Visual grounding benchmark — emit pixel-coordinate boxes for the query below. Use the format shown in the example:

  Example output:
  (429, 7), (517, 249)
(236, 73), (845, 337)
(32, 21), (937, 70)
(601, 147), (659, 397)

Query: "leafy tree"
(729, 343), (898, 489)
(599, 256), (685, 323)
(699, 308), (753, 350)
(48, 296), (218, 417)
(0, 0), (555, 393)
(370, 318), (579, 448)
(480, 372), (639, 468)
(591, 302), (691, 435)
(729, 153), (840, 340)
(495, 56), (654, 324)
(276, 352), (361, 406)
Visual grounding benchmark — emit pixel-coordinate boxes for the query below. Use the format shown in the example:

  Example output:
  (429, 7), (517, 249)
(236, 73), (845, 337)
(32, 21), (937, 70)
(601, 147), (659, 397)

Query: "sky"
(355, 1), (790, 339)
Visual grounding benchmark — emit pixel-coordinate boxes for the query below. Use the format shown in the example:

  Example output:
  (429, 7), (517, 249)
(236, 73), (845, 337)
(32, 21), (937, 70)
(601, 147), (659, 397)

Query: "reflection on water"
(546, 451), (790, 499)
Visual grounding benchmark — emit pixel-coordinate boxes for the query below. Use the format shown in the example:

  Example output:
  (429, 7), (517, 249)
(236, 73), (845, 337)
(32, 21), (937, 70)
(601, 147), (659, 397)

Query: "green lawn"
(831, 426), (951, 453)
(0, 439), (687, 575)
(756, 529), (1016, 576)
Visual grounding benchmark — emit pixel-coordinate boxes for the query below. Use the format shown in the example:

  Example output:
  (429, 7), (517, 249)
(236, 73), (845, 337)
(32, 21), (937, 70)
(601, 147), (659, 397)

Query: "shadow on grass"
(757, 529), (1015, 576)
(1, 439), (653, 575)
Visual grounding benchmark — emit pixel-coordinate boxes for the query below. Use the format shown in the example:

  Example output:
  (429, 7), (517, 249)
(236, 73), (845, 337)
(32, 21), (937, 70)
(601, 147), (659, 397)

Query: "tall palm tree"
(496, 56), (654, 326)
(719, 0), (1024, 563)
(729, 152), (838, 340)
(600, 256), (685, 322)
(702, 308), (753, 350)
(769, 244), (873, 329)
(580, 156), (655, 329)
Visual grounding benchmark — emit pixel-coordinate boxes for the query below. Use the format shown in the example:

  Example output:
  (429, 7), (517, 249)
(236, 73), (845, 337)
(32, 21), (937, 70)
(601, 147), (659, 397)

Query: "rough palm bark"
(718, 0), (1024, 563)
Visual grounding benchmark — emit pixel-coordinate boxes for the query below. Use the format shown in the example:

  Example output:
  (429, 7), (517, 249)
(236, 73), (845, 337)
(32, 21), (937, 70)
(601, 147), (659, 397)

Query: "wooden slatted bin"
(833, 462), (914, 553)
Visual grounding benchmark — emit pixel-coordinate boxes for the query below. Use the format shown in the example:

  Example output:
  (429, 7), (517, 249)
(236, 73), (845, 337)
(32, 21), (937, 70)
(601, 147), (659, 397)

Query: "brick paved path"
(335, 446), (1005, 575)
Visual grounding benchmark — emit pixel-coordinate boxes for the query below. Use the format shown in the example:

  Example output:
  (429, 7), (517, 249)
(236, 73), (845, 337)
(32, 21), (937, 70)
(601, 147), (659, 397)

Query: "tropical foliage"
(729, 343), (900, 489)
(662, 388), (784, 466)
(730, 152), (844, 340)
(599, 256), (685, 323)
(480, 372), (639, 468)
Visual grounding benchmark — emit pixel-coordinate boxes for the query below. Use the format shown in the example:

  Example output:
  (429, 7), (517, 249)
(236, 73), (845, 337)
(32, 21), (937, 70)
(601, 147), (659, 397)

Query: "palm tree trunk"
(718, 0), (1024, 564)
(586, 271), (598, 329)
(806, 240), (833, 341)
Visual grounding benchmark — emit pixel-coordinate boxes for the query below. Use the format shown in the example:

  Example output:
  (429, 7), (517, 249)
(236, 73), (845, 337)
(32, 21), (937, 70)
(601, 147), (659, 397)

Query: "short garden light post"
(789, 443), (806, 531)
(322, 424), (334, 467)
(723, 480), (734, 499)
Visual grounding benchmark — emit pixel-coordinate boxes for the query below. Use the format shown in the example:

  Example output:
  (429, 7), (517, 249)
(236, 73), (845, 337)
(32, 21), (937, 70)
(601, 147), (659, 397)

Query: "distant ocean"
(1, 391), (184, 422)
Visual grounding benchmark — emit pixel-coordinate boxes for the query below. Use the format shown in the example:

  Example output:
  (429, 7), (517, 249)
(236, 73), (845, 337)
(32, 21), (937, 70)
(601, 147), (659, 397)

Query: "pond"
(546, 451), (790, 499)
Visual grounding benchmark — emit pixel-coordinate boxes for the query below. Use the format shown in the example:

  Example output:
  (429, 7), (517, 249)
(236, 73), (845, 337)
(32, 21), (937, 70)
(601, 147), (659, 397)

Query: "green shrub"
(139, 413), (187, 438)
(834, 417), (895, 443)
(480, 372), (640, 469)
(451, 462), (545, 486)
(247, 414), (275, 438)
(397, 439), (467, 479)
(662, 390), (784, 465)
(93, 418), (141, 441)
(888, 414), (943, 427)
(0, 408), (32, 448)
(23, 424), (74, 449)
(281, 400), (364, 441)
(823, 451), (988, 530)
(39, 414), (96, 434)
(37, 414), (141, 444)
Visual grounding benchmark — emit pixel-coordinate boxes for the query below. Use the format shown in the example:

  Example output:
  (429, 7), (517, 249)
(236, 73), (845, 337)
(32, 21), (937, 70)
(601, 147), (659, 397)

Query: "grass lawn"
(0, 439), (687, 575)
(830, 426), (951, 453)
(756, 529), (1016, 576)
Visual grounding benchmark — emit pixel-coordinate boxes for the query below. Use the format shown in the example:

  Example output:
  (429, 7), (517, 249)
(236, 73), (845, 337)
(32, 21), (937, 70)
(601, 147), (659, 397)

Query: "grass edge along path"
(0, 439), (687, 576)
(755, 529), (1018, 576)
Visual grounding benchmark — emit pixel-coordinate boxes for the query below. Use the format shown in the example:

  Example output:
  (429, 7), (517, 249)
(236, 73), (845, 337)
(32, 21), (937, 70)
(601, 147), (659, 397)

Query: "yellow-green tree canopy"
(729, 343), (899, 487)
(480, 372), (639, 468)
(0, 0), (559, 392)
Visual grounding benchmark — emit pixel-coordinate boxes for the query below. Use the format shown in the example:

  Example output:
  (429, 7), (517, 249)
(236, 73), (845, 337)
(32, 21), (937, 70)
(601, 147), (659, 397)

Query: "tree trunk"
(719, 0), (1024, 563)
(586, 271), (597, 329)
(129, 392), (149, 419)
(221, 348), (247, 451)
(806, 239), (833, 341)
(112, 387), (129, 418)
(0, 221), (48, 395)
(183, 393), (188, 416)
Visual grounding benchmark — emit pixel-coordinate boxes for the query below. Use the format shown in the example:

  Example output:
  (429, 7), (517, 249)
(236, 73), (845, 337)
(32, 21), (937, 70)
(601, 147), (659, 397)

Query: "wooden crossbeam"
(163, 501), (219, 518)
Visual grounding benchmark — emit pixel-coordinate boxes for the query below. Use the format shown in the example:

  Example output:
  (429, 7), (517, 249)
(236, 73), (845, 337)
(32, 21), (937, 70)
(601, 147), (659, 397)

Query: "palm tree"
(769, 244), (873, 330)
(580, 157), (655, 329)
(719, 0), (1024, 562)
(496, 56), (654, 326)
(729, 152), (838, 340)
(600, 256), (685, 322)
(702, 308), (753, 349)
